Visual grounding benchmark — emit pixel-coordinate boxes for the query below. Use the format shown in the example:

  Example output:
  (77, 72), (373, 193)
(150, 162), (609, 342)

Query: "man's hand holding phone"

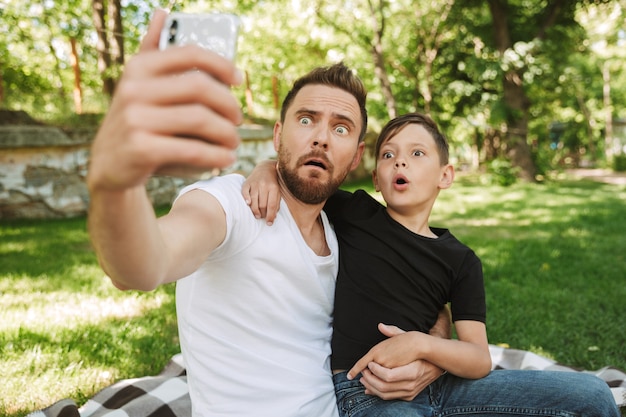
(87, 9), (243, 193)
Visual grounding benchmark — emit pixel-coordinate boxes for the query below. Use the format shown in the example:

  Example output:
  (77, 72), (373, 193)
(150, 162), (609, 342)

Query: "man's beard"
(277, 144), (349, 204)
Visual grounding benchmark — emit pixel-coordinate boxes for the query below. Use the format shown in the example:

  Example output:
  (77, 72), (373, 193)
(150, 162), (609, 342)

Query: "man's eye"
(335, 126), (348, 135)
(299, 117), (312, 126)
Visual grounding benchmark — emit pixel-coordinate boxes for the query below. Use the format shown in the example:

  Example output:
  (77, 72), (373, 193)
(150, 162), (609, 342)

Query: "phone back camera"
(167, 19), (178, 45)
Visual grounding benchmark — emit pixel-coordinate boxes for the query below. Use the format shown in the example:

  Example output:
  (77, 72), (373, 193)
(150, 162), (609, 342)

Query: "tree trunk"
(0, 61), (4, 106)
(602, 61), (614, 159)
(42, 9), (67, 105)
(368, 0), (397, 119)
(245, 71), (255, 116)
(272, 75), (280, 111)
(70, 37), (83, 114)
(92, 0), (115, 96)
(109, 0), (124, 85)
(371, 44), (397, 119)
(413, 0), (454, 116)
(487, 0), (537, 181)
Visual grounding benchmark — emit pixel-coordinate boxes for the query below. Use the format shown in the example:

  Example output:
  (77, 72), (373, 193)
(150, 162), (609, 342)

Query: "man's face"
(274, 84), (364, 204)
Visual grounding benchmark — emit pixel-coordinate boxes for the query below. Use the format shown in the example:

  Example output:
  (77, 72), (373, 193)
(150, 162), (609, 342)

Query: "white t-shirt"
(175, 174), (340, 417)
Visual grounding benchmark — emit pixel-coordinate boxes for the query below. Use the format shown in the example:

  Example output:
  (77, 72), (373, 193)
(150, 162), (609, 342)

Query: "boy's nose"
(395, 159), (407, 167)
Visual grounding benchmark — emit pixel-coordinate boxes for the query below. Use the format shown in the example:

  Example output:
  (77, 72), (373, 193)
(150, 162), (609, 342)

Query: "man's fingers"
(126, 104), (240, 149)
(116, 71), (242, 126)
(126, 44), (242, 88)
(145, 133), (237, 171)
(139, 9), (167, 53)
(359, 368), (417, 401)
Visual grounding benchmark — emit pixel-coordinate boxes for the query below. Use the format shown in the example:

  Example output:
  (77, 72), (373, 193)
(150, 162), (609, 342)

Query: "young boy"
(328, 112), (490, 415)
(244, 113), (619, 417)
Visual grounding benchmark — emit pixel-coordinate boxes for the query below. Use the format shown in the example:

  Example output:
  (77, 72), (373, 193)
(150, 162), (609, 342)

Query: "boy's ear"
(438, 164), (455, 190)
(372, 169), (380, 192)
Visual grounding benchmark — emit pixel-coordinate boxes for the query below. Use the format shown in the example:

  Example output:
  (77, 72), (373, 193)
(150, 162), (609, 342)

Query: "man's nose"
(312, 128), (330, 149)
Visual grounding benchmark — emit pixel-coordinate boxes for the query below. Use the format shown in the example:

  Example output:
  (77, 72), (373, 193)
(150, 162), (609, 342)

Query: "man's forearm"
(88, 187), (167, 291)
(429, 304), (452, 339)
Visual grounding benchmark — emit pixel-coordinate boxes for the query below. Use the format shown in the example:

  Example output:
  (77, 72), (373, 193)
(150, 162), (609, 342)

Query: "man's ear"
(438, 164), (455, 190)
(349, 141), (366, 172)
(272, 122), (282, 152)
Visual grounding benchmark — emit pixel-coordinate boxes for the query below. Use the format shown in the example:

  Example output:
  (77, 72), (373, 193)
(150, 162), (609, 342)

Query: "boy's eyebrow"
(295, 108), (357, 129)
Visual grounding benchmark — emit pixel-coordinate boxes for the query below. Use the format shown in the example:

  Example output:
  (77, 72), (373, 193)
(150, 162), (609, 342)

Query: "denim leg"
(436, 369), (620, 416)
(333, 371), (435, 417)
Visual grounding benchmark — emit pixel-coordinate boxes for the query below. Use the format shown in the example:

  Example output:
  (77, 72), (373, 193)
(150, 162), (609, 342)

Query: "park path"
(566, 168), (626, 185)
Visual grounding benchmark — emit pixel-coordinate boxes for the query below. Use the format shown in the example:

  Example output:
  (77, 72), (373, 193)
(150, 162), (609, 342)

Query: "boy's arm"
(349, 321), (491, 382)
(242, 160), (281, 224)
(357, 306), (451, 401)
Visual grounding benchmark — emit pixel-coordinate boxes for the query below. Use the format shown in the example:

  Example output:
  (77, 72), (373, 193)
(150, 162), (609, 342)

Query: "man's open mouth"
(304, 159), (327, 170)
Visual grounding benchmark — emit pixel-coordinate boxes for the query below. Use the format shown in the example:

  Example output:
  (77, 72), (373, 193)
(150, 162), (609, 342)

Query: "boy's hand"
(87, 9), (243, 193)
(348, 323), (444, 401)
(242, 160), (280, 225)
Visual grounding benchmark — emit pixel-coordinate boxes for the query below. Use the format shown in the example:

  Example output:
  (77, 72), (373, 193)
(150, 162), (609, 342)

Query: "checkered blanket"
(28, 346), (626, 417)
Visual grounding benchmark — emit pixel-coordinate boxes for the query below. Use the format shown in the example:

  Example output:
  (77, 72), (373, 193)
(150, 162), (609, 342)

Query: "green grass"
(2, 179), (625, 416)
(0, 212), (179, 417)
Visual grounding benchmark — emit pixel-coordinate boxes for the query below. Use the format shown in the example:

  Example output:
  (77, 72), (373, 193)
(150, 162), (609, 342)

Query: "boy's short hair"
(374, 113), (449, 165)
(280, 63), (368, 142)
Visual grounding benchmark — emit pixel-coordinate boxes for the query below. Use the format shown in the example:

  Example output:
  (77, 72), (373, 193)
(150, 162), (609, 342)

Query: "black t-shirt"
(325, 189), (486, 370)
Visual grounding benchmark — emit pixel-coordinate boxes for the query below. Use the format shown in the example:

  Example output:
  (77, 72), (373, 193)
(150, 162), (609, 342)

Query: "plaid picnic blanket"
(28, 346), (626, 417)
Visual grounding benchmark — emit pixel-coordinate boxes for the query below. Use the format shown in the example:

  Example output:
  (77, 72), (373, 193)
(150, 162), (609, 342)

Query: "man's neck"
(279, 183), (329, 256)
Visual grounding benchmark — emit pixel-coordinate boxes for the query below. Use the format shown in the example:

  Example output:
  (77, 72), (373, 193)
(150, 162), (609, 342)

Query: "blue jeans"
(333, 369), (620, 416)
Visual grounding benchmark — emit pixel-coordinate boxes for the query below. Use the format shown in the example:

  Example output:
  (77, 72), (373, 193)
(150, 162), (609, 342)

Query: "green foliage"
(2, 0), (626, 172)
(485, 158), (519, 186)
(613, 154), (626, 171)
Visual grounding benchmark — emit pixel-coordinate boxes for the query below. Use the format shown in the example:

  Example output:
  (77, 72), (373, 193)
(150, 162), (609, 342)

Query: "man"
(87, 10), (439, 417)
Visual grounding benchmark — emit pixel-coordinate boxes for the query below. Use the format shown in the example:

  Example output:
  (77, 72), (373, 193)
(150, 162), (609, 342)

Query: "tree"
(91, 0), (124, 97)
(476, 0), (613, 180)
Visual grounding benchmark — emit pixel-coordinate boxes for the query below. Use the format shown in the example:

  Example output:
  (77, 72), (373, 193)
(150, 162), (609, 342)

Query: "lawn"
(1, 175), (625, 416)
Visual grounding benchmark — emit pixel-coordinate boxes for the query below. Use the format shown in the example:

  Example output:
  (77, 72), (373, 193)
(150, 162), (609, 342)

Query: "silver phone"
(156, 13), (241, 179)
(159, 12), (240, 61)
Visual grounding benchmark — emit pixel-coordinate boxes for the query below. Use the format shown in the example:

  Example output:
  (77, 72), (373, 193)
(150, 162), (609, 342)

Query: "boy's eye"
(381, 151), (394, 159)
(299, 117), (312, 126)
(413, 150), (425, 157)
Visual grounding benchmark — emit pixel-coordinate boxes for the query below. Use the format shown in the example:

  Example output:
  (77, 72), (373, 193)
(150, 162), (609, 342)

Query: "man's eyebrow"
(294, 108), (356, 128)
(294, 108), (319, 117)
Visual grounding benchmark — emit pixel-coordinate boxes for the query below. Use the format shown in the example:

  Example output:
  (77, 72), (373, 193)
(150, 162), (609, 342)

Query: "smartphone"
(156, 13), (241, 179)
(159, 12), (240, 61)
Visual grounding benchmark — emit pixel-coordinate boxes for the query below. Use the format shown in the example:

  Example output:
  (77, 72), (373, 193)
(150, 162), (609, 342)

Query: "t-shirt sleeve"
(174, 174), (260, 257)
(449, 253), (486, 323)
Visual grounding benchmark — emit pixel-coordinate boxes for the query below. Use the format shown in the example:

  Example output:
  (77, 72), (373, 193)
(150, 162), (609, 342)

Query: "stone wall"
(0, 123), (276, 220)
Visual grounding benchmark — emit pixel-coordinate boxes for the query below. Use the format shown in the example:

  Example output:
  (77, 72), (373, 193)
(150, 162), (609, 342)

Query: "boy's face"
(372, 123), (453, 216)
(273, 84), (365, 204)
